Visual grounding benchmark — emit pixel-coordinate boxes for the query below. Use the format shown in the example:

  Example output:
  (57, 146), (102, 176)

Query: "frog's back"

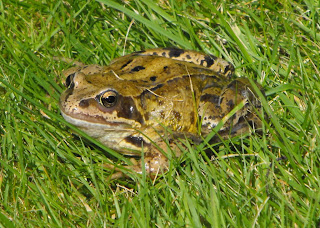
(110, 47), (234, 78)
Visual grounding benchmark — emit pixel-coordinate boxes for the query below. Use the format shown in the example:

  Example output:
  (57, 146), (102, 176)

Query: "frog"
(59, 47), (263, 178)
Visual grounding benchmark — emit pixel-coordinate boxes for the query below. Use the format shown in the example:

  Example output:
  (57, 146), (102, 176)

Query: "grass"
(1, 0), (320, 227)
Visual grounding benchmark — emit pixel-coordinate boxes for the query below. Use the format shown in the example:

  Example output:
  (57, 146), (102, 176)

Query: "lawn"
(0, 0), (319, 227)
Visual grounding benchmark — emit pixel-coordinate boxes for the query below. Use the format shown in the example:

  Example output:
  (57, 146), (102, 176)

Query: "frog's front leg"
(107, 144), (171, 180)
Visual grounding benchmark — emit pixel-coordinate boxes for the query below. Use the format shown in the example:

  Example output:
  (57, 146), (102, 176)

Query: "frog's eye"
(98, 90), (118, 108)
(65, 73), (75, 89)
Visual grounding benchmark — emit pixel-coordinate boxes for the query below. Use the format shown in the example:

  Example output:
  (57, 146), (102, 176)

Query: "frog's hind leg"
(220, 78), (263, 135)
(136, 47), (235, 77)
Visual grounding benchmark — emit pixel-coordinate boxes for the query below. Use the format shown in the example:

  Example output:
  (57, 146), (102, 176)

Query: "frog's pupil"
(104, 96), (115, 104)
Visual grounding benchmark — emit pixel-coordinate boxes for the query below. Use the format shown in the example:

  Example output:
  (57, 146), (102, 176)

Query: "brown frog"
(59, 48), (263, 177)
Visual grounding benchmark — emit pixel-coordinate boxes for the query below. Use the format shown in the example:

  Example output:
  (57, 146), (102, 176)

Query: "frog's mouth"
(60, 109), (147, 155)
(59, 109), (134, 130)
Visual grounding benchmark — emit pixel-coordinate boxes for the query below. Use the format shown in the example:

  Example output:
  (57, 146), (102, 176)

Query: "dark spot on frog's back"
(167, 76), (181, 85)
(202, 55), (216, 67)
(162, 66), (170, 75)
(120, 60), (133, 69)
(200, 94), (220, 105)
(125, 136), (149, 148)
(166, 48), (185, 58)
(149, 76), (157, 82)
(117, 96), (144, 124)
(150, 83), (164, 91)
(131, 66), (145, 72)
(164, 48), (184, 58)
(224, 64), (234, 75)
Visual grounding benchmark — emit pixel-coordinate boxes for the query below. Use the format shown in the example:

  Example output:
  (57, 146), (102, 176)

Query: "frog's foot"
(106, 151), (169, 180)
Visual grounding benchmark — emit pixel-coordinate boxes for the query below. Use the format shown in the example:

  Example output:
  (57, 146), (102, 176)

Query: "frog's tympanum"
(59, 48), (263, 177)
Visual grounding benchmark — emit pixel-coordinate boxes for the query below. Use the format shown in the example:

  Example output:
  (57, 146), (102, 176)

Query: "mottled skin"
(59, 47), (263, 177)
